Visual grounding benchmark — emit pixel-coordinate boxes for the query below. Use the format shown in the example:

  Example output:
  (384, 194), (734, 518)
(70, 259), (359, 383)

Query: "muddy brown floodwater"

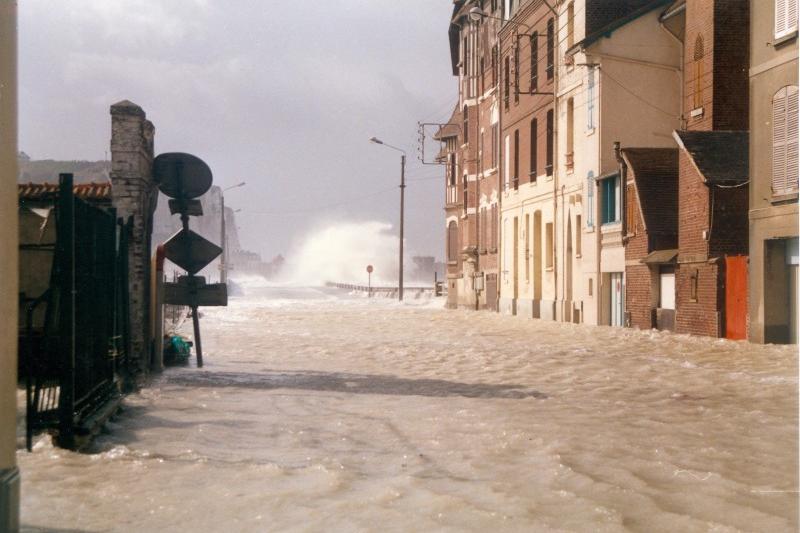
(17, 285), (799, 532)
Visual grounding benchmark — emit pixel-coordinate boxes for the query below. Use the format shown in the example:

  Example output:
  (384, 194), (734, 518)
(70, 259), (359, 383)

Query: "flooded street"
(17, 286), (799, 532)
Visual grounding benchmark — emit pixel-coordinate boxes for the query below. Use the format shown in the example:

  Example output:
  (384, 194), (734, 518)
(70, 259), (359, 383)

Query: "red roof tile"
(18, 181), (112, 202)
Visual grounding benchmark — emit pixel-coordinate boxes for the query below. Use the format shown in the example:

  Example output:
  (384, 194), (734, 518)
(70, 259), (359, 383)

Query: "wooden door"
(725, 256), (748, 340)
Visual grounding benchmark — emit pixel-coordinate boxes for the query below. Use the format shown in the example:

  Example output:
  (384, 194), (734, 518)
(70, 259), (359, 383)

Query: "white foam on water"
(16, 287), (798, 532)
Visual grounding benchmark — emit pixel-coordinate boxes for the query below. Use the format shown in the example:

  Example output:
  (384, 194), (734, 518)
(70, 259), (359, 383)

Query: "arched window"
(773, 85), (799, 195)
(546, 18), (554, 79)
(693, 34), (704, 110)
(566, 97), (575, 170)
(447, 221), (459, 262)
(463, 105), (469, 144)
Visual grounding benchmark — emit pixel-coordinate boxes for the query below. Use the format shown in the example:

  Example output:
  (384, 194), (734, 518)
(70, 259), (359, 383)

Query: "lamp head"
(370, 137), (383, 145)
(468, 6), (485, 22)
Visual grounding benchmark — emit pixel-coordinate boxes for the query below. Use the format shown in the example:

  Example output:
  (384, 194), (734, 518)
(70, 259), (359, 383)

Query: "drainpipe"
(614, 141), (627, 240)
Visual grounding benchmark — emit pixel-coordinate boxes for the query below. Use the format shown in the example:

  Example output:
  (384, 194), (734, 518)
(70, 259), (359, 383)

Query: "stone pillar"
(110, 100), (157, 379)
(0, 3), (19, 531)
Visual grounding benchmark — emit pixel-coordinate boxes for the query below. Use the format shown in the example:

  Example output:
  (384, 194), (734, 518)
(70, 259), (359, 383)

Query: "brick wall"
(710, 184), (749, 256)
(712, 0), (749, 130)
(110, 100), (157, 378)
(677, 151), (710, 258)
(676, 261), (721, 336)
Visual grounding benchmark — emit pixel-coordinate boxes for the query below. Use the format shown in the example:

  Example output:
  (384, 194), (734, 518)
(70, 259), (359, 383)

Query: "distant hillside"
(18, 155), (110, 184)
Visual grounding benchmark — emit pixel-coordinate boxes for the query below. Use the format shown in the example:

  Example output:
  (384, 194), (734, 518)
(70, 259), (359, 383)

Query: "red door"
(725, 256), (748, 340)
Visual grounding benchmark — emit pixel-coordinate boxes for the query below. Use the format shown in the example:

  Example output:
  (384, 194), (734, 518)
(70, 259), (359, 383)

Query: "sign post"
(154, 153), (225, 368)
(366, 265), (373, 298)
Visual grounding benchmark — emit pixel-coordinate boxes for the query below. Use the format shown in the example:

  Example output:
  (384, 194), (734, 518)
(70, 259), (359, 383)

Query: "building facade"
(748, 0), (798, 344)
(564, 0), (682, 326)
(445, 0), (502, 310)
(665, 0), (751, 339)
(498, 0), (558, 319)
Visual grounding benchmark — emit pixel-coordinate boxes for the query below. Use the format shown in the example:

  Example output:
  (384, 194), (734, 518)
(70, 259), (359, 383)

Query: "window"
(693, 35), (704, 110)
(491, 46), (498, 87)
(513, 129), (519, 189)
(463, 185), (468, 215)
(587, 67), (595, 130)
(480, 129), (485, 170)
(773, 85), (799, 194)
(514, 44), (520, 103)
(530, 118), (538, 181)
(491, 123), (499, 169)
(690, 269), (699, 302)
(600, 175), (620, 225)
(463, 105), (469, 144)
(530, 32), (538, 91)
(479, 57), (485, 96)
(504, 56), (510, 109)
(545, 222), (554, 269)
(546, 109), (554, 175)
(586, 172), (595, 227)
(546, 18), (554, 80)
(447, 221), (458, 262)
(575, 215), (582, 256)
(567, 3), (575, 48)
(775, 0), (799, 40)
(492, 204), (498, 250)
(566, 97), (575, 171)
(504, 134), (510, 189)
(525, 213), (530, 281)
(480, 208), (487, 253)
(449, 153), (456, 186)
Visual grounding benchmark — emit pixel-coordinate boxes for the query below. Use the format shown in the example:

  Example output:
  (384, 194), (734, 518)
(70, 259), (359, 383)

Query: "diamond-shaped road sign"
(163, 228), (222, 274)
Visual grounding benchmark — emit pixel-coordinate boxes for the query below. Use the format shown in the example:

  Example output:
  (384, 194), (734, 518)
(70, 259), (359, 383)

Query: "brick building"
(444, 0), (502, 310)
(621, 148), (680, 330)
(661, 0), (751, 339)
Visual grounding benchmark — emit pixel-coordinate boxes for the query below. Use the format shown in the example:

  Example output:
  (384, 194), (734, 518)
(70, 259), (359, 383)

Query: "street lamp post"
(370, 137), (405, 301)
(220, 181), (245, 284)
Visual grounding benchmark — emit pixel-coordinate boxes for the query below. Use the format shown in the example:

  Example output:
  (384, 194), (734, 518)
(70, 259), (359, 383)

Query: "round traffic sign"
(153, 152), (213, 199)
(367, 265), (373, 274)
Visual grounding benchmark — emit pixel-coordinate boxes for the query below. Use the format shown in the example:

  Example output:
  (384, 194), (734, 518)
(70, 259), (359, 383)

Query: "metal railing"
(20, 174), (131, 450)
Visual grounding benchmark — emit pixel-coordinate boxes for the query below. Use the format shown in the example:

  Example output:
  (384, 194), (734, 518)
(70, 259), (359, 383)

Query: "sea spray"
(281, 221), (400, 286)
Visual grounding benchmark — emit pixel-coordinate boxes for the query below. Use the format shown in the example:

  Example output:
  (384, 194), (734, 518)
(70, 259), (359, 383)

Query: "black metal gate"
(21, 174), (131, 450)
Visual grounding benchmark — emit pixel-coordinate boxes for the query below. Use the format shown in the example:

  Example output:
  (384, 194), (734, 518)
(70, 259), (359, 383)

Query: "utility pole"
(399, 154), (405, 301)
(370, 137), (406, 302)
(220, 193), (227, 284)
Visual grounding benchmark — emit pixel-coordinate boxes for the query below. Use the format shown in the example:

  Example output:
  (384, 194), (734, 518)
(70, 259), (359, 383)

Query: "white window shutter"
(787, 86), (799, 192)
(773, 86), (799, 195)
(789, 0), (799, 34)
(776, 0), (798, 38)
(776, 0), (788, 38)
(773, 87), (788, 193)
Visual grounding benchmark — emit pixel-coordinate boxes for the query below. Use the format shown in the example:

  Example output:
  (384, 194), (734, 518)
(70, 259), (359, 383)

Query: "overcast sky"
(19, 1), (456, 261)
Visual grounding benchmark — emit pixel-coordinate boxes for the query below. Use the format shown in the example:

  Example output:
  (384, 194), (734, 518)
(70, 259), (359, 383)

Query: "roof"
(621, 147), (679, 235)
(18, 181), (112, 203)
(672, 131), (749, 185)
(641, 249), (678, 264)
(448, 1), (466, 75)
(433, 105), (461, 141)
(568, 0), (673, 55)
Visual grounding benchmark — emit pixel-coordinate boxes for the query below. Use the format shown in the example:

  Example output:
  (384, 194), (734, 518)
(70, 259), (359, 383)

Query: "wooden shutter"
(776, 0), (798, 39)
(773, 86), (799, 195)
